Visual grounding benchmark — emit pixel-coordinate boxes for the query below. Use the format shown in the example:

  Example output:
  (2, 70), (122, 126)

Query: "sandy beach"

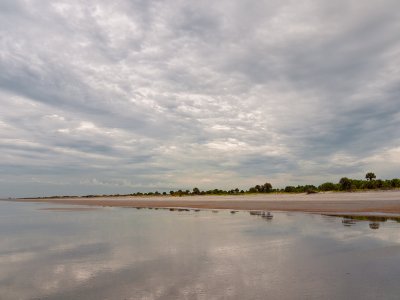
(14, 190), (400, 216)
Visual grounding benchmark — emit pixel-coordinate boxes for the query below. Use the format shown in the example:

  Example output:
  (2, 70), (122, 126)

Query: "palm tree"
(365, 172), (376, 181)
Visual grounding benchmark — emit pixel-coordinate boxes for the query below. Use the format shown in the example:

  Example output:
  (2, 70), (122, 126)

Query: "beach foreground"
(2, 200), (400, 299)
(15, 190), (400, 216)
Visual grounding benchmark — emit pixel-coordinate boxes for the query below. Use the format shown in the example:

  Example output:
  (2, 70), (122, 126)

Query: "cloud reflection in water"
(0, 202), (400, 299)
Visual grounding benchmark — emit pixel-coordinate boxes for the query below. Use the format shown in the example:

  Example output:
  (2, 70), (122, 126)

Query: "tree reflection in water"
(249, 211), (273, 221)
(369, 222), (380, 229)
(342, 218), (356, 226)
(329, 214), (400, 229)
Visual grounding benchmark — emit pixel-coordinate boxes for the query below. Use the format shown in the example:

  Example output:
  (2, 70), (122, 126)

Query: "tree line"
(276, 172), (400, 193)
(102, 172), (399, 197)
(258, 172), (400, 193)
(57, 172), (398, 199)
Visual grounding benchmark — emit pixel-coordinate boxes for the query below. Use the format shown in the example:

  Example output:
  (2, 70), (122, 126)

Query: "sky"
(1, 0), (400, 197)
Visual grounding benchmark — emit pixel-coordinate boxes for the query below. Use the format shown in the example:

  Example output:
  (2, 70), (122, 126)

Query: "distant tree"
(192, 187), (200, 195)
(251, 182), (273, 193)
(262, 182), (273, 193)
(382, 180), (392, 189)
(365, 180), (376, 189)
(318, 182), (336, 191)
(284, 186), (296, 193)
(390, 178), (400, 188)
(339, 177), (352, 191)
(375, 179), (384, 189)
(365, 172), (376, 181)
(248, 187), (257, 193)
(303, 185), (317, 193)
(350, 179), (363, 189)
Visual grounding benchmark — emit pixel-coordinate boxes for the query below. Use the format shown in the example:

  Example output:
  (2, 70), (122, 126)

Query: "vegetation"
(325, 214), (400, 223)
(365, 172), (376, 181)
(33, 172), (400, 199)
(160, 172), (399, 196)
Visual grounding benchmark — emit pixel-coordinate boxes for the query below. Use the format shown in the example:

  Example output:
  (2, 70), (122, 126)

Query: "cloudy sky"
(1, 0), (400, 197)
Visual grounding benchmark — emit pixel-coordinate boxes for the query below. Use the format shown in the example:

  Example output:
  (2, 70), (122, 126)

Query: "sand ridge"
(13, 190), (400, 215)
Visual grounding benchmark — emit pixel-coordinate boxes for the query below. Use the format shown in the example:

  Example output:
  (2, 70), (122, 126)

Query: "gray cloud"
(1, 0), (400, 197)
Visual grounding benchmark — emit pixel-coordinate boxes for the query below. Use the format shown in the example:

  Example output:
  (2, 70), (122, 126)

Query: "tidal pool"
(0, 201), (399, 299)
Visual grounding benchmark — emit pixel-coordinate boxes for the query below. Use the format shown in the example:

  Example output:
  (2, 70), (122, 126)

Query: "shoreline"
(9, 190), (400, 216)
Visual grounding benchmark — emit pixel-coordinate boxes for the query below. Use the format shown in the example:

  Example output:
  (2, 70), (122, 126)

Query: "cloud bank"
(1, 0), (400, 196)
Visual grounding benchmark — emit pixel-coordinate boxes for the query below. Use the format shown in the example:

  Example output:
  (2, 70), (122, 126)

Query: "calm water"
(0, 201), (399, 300)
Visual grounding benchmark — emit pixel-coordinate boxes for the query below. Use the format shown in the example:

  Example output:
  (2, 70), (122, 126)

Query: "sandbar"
(13, 190), (400, 216)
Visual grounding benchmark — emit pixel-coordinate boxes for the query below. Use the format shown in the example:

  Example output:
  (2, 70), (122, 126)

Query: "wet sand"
(39, 207), (99, 212)
(14, 190), (400, 216)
